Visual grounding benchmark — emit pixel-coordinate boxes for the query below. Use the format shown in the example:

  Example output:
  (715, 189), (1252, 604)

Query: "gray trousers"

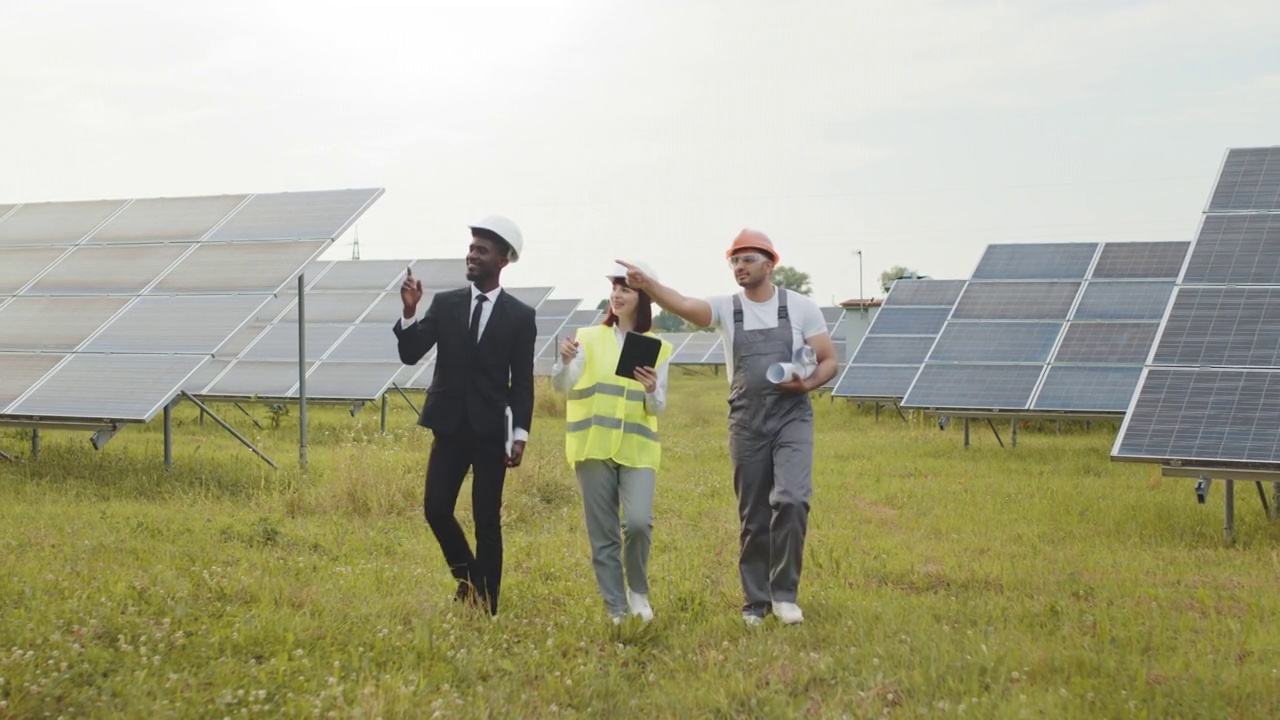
(575, 459), (656, 616)
(729, 413), (813, 614)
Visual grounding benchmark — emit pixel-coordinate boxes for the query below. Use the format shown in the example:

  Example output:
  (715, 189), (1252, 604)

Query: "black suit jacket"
(393, 287), (537, 440)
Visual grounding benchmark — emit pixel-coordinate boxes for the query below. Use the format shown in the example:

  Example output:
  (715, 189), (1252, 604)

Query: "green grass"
(2, 372), (1280, 718)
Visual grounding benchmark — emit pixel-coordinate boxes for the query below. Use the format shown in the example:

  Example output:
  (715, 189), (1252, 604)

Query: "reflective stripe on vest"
(564, 324), (671, 470)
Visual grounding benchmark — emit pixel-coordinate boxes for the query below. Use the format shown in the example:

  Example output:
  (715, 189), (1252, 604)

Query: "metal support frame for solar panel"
(1112, 146), (1280, 540)
(896, 241), (1188, 454)
(0, 188), (384, 470)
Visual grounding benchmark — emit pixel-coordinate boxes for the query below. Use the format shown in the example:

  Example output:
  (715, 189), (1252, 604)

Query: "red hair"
(603, 279), (653, 333)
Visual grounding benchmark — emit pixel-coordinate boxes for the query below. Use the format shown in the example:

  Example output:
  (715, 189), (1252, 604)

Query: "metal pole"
(380, 394), (388, 434)
(298, 273), (308, 470)
(1224, 479), (1235, 543)
(964, 418), (970, 449)
(1011, 419), (1017, 448)
(857, 250), (864, 312)
(164, 404), (173, 470)
(32, 429), (40, 460)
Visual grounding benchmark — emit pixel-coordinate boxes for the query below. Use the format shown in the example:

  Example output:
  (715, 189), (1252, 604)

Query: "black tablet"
(615, 331), (662, 380)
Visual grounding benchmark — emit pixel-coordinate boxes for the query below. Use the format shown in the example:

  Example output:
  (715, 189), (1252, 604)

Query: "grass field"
(2, 371), (1279, 719)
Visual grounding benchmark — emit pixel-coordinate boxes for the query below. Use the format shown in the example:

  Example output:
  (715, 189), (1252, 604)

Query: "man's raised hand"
(400, 268), (423, 318)
(614, 260), (653, 291)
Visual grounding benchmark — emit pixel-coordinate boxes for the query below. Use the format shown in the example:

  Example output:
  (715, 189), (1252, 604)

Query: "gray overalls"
(728, 290), (814, 617)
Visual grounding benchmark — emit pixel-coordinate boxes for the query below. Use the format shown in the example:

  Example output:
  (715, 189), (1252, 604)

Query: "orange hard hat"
(725, 228), (779, 264)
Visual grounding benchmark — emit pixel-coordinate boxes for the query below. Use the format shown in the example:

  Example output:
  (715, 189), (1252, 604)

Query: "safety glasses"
(728, 253), (765, 266)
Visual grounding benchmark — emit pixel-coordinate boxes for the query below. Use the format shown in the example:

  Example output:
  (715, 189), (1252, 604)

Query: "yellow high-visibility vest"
(565, 324), (673, 470)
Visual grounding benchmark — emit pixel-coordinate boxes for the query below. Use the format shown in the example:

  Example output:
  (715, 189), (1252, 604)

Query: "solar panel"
(536, 316), (567, 337)
(83, 195), (248, 243)
(82, 295), (270, 354)
(410, 259), (467, 289)
(900, 241), (1185, 416)
(0, 353), (64, 412)
(8, 354), (207, 421)
(833, 280), (960, 400)
(1031, 366), (1144, 412)
(182, 358), (230, 394)
(298, 362), (404, 400)
(0, 188), (384, 429)
(832, 365), (923, 400)
(1114, 146), (1280, 471)
(1051, 322), (1158, 364)
(1090, 241), (1189, 279)
(951, 281), (1081, 321)
(846, 335), (936, 365)
(0, 199), (127, 247)
(902, 364), (1043, 411)
(202, 360), (314, 399)
(505, 286), (553, 307)
(539, 298), (582, 317)
(865, 307), (951, 336)
(308, 259), (411, 292)
(323, 324), (403, 363)
(1181, 213), (1280, 285)
(1150, 287), (1280, 367)
(929, 322), (1061, 363)
(882, 280), (966, 307)
(1115, 368), (1280, 465)
(23, 244), (189, 295)
(282, 292), (380, 324)
(149, 239), (329, 294)
(1072, 281), (1175, 320)
(369, 290), (437, 322)
(401, 358), (437, 391)
(1206, 147), (1280, 213)
(217, 324), (269, 357)
(0, 296), (131, 352)
(241, 322), (348, 361)
(971, 243), (1097, 280)
(253, 295), (297, 324)
(672, 333), (718, 363)
(207, 189), (383, 242)
(0, 247), (66, 294)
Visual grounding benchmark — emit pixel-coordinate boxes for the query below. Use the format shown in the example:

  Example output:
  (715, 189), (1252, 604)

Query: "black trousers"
(423, 426), (508, 615)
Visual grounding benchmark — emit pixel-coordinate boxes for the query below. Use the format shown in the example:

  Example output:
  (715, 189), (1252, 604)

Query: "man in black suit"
(393, 215), (537, 617)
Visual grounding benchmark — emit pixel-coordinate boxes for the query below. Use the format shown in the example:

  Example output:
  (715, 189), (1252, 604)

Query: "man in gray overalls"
(616, 228), (838, 625)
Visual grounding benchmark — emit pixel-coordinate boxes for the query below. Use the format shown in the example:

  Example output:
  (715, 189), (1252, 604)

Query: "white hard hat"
(606, 261), (658, 284)
(469, 215), (523, 262)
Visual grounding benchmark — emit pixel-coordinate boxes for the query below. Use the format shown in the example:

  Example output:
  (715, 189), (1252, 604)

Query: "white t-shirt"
(704, 287), (828, 381)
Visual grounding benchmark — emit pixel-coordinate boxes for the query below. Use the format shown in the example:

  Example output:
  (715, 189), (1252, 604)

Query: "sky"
(2, 0), (1278, 308)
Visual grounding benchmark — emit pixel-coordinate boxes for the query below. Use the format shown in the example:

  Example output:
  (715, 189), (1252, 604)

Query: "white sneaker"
(610, 614), (625, 626)
(627, 591), (654, 622)
(771, 601), (804, 625)
(743, 613), (764, 626)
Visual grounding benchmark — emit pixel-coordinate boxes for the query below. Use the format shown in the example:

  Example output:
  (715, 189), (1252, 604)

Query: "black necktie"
(470, 294), (488, 345)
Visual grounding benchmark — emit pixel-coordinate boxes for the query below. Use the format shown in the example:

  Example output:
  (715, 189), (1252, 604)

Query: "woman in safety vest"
(552, 262), (674, 624)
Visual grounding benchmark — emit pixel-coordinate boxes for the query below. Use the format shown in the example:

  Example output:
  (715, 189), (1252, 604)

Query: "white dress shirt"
(399, 285), (529, 442)
(550, 324), (668, 415)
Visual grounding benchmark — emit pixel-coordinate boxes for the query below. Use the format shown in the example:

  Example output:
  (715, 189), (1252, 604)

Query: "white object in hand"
(504, 406), (514, 457)
(766, 362), (815, 384)
(766, 345), (817, 384)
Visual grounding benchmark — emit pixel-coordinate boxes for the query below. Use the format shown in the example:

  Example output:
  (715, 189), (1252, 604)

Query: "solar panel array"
(0, 189), (382, 425)
(895, 241), (1188, 415)
(832, 279), (966, 400)
(1114, 146), (1280, 470)
(181, 257), (577, 400)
